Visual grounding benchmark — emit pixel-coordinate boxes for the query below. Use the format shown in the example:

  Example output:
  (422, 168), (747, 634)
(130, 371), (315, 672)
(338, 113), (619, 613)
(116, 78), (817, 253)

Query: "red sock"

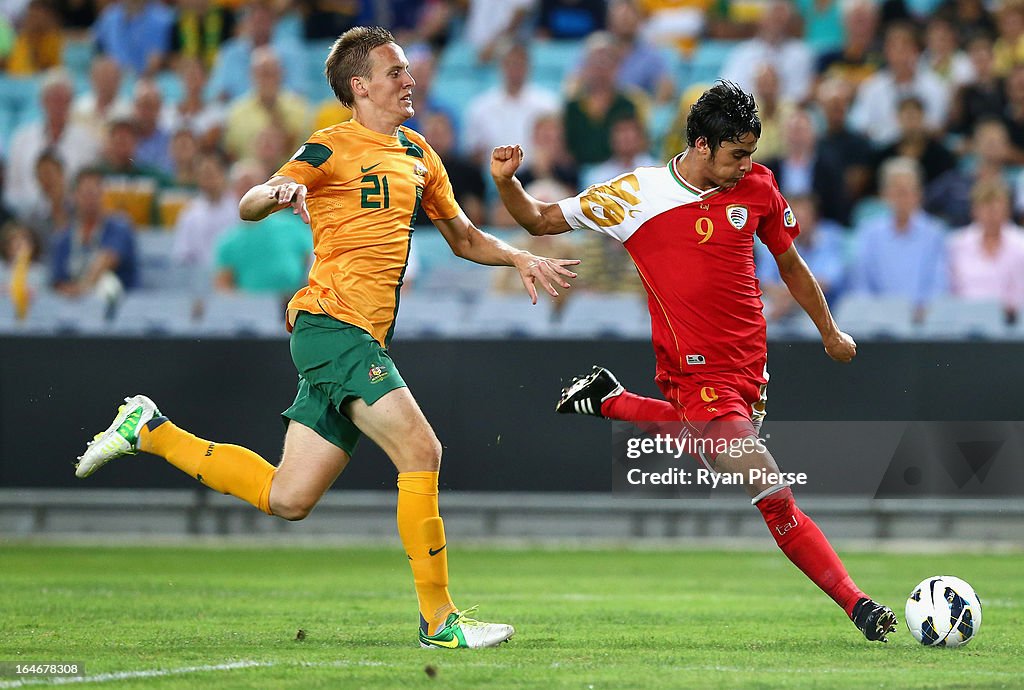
(755, 487), (866, 617)
(602, 391), (679, 422)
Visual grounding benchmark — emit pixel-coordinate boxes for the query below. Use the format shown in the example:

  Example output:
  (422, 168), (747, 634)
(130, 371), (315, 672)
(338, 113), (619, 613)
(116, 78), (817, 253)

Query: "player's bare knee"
(394, 434), (442, 472)
(270, 493), (317, 521)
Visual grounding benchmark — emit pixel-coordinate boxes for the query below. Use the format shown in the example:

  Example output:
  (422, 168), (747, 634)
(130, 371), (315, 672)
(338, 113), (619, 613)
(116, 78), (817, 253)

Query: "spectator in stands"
(605, 0), (674, 104)
(213, 160), (312, 297)
(748, 63), (793, 163)
(4, 69), (101, 220)
(463, 0), (533, 63)
(873, 96), (957, 190)
(921, 15), (975, 90)
(3, 0), (62, 75)
(224, 46), (309, 162)
(51, 167), (138, 295)
(250, 123), (291, 179)
(169, 128), (200, 189)
(815, 0), (882, 88)
(582, 116), (656, 189)
(72, 55), (128, 142)
(515, 112), (580, 192)
(402, 44), (459, 136)
(756, 194), (846, 323)
(98, 114), (168, 185)
(947, 32), (1004, 139)
(850, 157), (948, 320)
(927, 118), (1014, 228)
(721, 0), (814, 103)
(849, 22), (950, 147)
(297, 0), (361, 41)
(23, 149), (70, 248)
(761, 106), (850, 226)
(949, 178), (1024, 322)
(813, 78), (872, 223)
(564, 32), (638, 165)
(97, 113), (170, 226)
(465, 41), (560, 165)
(795, 0), (844, 54)
(132, 80), (174, 176)
(637, 0), (711, 57)
(1000, 63), (1024, 161)
(537, 0), (606, 40)
(207, 1), (307, 102)
(0, 220), (47, 305)
(170, 0), (235, 70)
(992, 0), (1024, 77)
(159, 56), (225, 150)
(421, 111), (486, 227)
(660, 82), (706, 162)
(92, 0), (174, 77)
(52, 0), (98, 31)
(935, 0), (995, 43)
(171, 149), (239, 269)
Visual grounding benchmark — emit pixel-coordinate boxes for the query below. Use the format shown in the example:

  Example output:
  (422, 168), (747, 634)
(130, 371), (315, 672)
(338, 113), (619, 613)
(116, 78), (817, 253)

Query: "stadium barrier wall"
(2, 337), (1023, 494)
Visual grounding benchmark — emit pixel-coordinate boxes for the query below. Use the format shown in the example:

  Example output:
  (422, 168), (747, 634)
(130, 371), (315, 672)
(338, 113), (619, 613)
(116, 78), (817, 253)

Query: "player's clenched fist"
(824, 331), (856, 363)
(490, 145), (524, 180)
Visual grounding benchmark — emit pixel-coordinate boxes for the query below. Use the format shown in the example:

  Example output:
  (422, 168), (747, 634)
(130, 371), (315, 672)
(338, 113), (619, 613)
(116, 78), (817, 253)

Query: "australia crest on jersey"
(726, 204), (749, 230)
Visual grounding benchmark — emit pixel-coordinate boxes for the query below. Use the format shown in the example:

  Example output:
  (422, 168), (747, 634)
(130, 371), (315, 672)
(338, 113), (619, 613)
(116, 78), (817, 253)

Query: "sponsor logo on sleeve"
(783, 206), (797, 227)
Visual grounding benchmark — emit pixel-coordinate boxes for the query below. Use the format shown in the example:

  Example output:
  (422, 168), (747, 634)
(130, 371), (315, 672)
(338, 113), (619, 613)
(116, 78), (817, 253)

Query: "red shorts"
(655, 358), (768, 442)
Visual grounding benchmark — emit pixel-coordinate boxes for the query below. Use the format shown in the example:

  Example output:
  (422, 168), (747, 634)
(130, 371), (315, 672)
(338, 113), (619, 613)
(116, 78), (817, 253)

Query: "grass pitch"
(1, 544), (1021, 689)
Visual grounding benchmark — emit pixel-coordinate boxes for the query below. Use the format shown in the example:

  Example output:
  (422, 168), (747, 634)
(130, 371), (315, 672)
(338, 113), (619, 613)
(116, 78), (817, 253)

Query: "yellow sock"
(397, 471), (456, 634)
(139, 420), (275, 515)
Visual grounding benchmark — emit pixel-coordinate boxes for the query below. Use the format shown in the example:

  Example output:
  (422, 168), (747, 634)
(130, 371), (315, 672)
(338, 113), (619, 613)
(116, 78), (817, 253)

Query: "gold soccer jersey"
(275, 120), (460, 346)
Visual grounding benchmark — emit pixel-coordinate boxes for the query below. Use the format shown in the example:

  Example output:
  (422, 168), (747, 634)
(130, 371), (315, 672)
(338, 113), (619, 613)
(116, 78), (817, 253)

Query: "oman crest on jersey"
(726, 204), (748, 230)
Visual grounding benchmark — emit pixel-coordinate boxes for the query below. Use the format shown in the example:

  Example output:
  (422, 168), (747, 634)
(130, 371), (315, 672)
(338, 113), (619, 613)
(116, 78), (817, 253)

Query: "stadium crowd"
(1, 0), (1024, 336)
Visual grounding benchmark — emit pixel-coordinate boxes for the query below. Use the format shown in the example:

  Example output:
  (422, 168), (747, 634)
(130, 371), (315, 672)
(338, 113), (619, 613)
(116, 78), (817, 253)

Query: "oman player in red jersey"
(491, 81), (897, 642)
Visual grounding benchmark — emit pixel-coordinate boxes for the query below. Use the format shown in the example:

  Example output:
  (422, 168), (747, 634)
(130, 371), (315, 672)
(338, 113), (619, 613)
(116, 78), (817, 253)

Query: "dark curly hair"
(685, 80), (761, 153)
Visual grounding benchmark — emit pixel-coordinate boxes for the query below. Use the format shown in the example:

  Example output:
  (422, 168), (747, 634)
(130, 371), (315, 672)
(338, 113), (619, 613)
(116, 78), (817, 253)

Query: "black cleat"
(852, 598), (898, 642)
(555, 366), (624, 417)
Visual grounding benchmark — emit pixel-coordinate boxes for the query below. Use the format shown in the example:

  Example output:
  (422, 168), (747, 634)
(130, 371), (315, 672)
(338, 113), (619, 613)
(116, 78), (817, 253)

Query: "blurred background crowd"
(1, 0), (1023, 339)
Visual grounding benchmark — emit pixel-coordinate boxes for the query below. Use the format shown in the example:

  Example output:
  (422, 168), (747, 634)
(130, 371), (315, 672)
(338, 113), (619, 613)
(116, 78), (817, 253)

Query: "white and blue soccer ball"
(905, 575), (982, 648)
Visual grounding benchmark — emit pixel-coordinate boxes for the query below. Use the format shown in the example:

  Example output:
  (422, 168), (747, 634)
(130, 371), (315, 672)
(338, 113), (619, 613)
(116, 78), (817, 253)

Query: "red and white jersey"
(558, 158), (799, 376)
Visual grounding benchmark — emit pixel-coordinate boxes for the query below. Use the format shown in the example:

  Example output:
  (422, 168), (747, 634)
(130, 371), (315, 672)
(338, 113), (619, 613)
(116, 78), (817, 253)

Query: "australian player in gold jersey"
(75, 26), (578, 649)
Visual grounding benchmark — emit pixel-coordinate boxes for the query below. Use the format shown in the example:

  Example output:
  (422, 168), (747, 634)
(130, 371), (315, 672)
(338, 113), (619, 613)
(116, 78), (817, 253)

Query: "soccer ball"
(905, 576), (982, 648)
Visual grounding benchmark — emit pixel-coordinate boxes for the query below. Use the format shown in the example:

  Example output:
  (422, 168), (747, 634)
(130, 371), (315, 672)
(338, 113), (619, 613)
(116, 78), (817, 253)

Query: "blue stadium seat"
(921, 297), (1009, 340)
(833, 295), (915, 339)
(686, 40), (738, 87)
(197, 293), (286, 338)
(556, 291), (650, 338)
(110, 291), (198, 336)
(462, 293), (556, 337)
(392, 292), (468, 338)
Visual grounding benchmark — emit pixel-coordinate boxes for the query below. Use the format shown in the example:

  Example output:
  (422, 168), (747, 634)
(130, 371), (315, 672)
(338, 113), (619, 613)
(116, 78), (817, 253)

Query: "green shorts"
(282, 312), (407, 455)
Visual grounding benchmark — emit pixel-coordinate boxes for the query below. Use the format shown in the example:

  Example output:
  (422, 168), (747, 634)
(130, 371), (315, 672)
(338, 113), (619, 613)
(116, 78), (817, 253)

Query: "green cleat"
(75, 395), (161, 479)
(418, 607), (514, 649)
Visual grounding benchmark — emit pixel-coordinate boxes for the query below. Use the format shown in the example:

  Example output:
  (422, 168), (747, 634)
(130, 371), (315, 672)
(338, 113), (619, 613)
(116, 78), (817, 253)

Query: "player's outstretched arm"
(433, 212), (579, 304)
(490, 145), (573, 236)
(775, 245), (857, 362)
(239, 175), (310, 223)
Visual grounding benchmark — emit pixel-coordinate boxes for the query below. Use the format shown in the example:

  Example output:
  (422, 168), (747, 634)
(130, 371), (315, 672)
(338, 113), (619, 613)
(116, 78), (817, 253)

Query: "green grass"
(0, 544), (1021, 689)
